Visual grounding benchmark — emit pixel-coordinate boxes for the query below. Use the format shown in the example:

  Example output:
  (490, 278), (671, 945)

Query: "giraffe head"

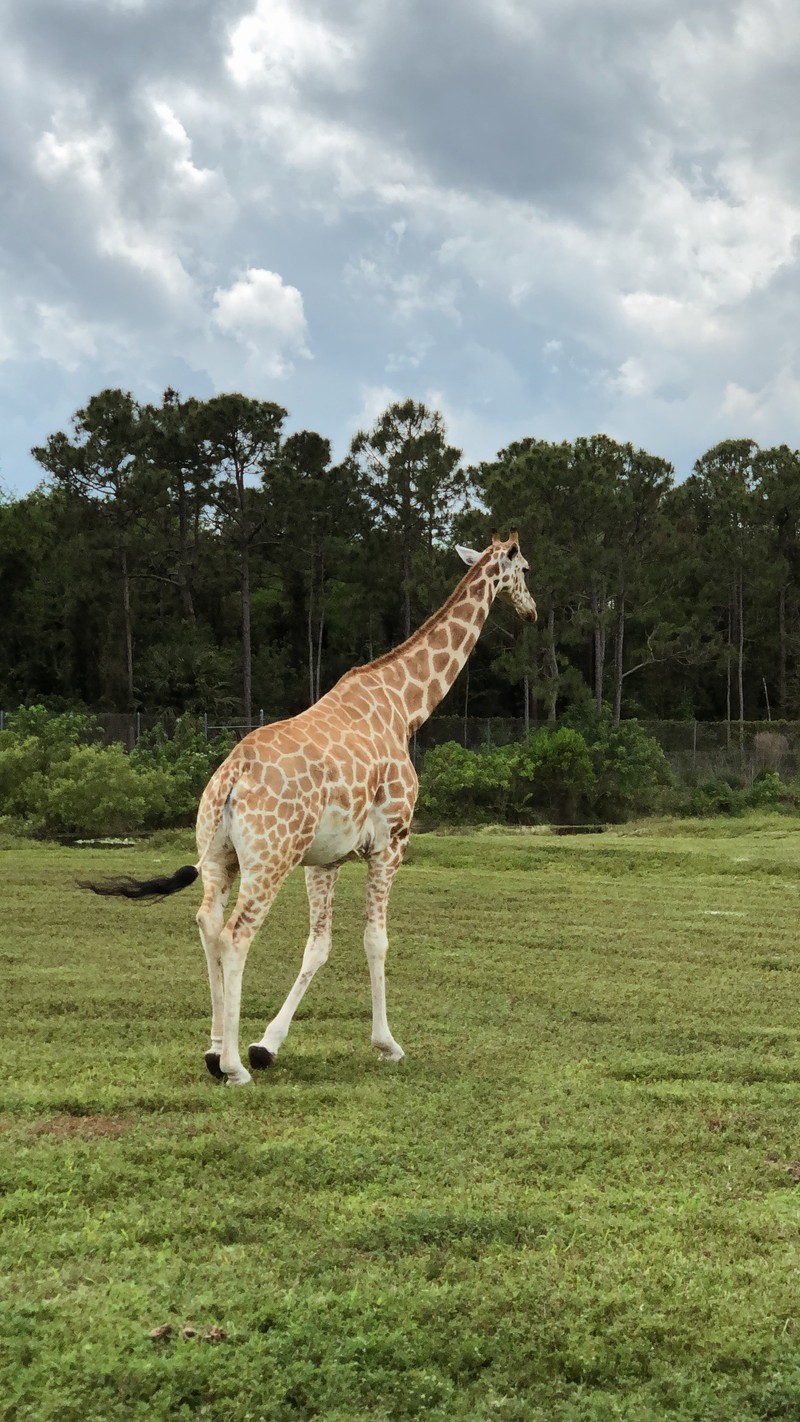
(456, 530), (538, 623)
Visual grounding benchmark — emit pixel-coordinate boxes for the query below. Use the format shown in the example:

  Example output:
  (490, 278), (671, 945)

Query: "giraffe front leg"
(249, 865), (339, 1069)
(365, 843), (406, 1062)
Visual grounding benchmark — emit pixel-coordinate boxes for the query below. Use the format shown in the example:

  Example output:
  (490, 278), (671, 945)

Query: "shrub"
(563, 708), (675, 821)
(130, 715), (234, 822)
(688, 771), (794, 819)
(0, 706), (234, 836)
(747, 769), (787, 809)
(418, 715), (675, 827)
(513, 728), (596, 823)
(42, 745), (173, 837)
(688, 779), (739, 817)
(0, 705), (102, 827)
(417, 742), (515, 822)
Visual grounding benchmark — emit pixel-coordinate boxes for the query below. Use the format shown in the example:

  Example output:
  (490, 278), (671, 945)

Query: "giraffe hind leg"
(217, 868), (294, 1086)
(196, 852), (238, 1081)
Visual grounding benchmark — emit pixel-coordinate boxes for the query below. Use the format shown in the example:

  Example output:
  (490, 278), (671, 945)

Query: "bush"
(513, 727), (596, 823)
(0, 706), (234, 837)
(41, 745), (174, 837)
(688, 771), (794, 818)
(563, 708), (675, 821)
(130, 716), (235, 822)
(418, 715), (676, 827)
(688, 779), (739, 817)
(417, 742), (515, 822)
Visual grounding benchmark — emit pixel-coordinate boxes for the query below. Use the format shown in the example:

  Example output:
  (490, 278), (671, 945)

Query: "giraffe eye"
(507, 545), (519, 560)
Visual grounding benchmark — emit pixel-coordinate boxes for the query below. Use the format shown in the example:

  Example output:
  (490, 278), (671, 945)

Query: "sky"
(3, 0), (800, 495)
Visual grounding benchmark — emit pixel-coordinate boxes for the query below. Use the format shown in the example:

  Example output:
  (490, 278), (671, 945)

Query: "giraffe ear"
(455, 545), (482, 567)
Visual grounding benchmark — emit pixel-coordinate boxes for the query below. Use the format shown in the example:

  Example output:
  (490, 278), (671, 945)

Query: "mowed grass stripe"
(3, 818), (800, 1420)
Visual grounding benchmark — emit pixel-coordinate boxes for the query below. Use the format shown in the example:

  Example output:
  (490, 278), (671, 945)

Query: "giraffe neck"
(379, 556), (499, 734)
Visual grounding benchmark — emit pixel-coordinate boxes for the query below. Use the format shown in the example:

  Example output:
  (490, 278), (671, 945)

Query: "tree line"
(1, 387), (798, 730)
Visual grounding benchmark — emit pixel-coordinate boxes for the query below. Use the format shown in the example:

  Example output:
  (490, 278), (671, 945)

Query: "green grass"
(4, 816), (800, 1420)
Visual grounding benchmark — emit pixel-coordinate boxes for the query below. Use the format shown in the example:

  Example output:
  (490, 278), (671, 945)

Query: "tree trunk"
(523, 674), (530, 737)
(315, 551), (325, 702)
(737, 568), (745, 725)
(547, 607), (558, 721)
(402, 533), (412, 641)
(308, 537), (316, 706)
(725, 595), (732, 750)
(241, 536), (252, 730)
(176, 472), (196, 622)
(120, 543), (134, 710)
(590, 585), (605, 712)
(779, 586), (787, 716)
(737, 568), (745, 760)
(612, 598), (625, 727)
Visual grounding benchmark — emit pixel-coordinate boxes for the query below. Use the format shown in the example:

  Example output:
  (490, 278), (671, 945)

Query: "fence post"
(0, 710), (4, 732)
(486, 719), (491, 748)
(135, 711), (141, 745)
(203, 712), (209, 741)
(692, 719), (697, 772)
(259, 707), (264, 727)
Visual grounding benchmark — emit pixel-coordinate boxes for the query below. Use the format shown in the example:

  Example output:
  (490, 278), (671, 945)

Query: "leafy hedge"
(418, 713), (676, 824)
(417, 713), (800, 826)
(2, 704), (796, 837)
(0, 706), (233, 837)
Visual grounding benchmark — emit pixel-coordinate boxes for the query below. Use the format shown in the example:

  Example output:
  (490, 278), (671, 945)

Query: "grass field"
(4, 818), (800, 1420)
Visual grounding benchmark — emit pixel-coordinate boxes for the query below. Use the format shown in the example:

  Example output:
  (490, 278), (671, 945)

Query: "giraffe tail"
(77, 864), (199, 901)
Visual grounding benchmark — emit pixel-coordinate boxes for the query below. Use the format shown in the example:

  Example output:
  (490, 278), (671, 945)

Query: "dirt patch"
(26, 1114), (132, 1140)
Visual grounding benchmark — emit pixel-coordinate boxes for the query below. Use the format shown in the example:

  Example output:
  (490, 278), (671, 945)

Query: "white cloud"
(34, 123), (112, 191)
(345, 257), (462, 325)
(720, 369), (800, 440)
(351, 383), (402, 434)
(226, 0), (357, 89)
(212, 267), (310, 375)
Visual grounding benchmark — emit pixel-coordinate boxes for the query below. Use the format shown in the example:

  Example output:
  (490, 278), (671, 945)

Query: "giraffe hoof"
(204, 1051), (224, 1080)
(374, 1042), (406, 1062)
(248, 1043), (276, 1071)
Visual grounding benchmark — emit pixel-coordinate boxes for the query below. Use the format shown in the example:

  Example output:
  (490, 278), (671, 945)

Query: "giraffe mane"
(344, 548), (497, 677)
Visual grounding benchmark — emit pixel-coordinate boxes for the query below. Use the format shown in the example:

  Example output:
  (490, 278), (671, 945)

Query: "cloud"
(4, 0), (800, 492)
(226, 0), (357, 90)
(212, 267), (310, 376)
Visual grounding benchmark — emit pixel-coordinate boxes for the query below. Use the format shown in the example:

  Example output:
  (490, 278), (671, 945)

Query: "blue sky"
(3, 0), (800, 494)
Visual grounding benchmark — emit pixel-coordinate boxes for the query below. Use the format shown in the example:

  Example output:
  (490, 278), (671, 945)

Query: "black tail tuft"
(77, 864), (199, 902)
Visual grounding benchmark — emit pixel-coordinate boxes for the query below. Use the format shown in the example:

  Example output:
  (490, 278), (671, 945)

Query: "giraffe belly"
(300, 805), (391, 867)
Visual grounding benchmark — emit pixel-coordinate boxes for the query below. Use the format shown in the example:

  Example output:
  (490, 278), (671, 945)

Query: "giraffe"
(82, 531), (537, 1085)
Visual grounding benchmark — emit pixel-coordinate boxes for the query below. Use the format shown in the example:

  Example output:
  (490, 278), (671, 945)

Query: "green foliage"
(130, 715), (234, 821)
(417, 741), (514, 822)
(0, 707), (232, 836)
(513, 726), (596, 821)
(419, 717), (671, 826)
(13, 386), (800, 727)
(688, 770), (795, 819)
(565, 708), (675, 820)
(0, 705), (104, 830)
(41, 745), (173, 837)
